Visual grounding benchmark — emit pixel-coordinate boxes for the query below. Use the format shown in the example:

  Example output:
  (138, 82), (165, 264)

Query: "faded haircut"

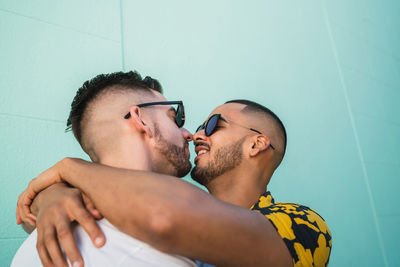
(225, 99), (287, 161)
(66, 71), (162, 145)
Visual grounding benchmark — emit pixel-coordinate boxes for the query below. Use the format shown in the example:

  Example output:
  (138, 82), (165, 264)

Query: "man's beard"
(154, 124), (192, 177)
(190, 137), (245, 186)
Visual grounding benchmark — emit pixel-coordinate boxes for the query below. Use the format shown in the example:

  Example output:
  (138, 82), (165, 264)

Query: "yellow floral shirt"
(251, 192), (332, 267)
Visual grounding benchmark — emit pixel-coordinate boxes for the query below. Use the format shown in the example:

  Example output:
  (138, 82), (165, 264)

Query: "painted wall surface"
(1, 1), (399, 266)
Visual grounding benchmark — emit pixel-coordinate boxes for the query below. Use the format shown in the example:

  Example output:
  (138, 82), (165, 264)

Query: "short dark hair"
(66, 71), (163, 144)
(225, 99), (287, 159)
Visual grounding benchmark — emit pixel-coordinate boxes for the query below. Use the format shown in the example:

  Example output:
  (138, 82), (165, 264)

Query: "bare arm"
(23, 158), (292, 267)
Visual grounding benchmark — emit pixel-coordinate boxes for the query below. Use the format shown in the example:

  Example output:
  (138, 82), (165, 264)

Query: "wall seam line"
(119, 0), (126, 71)
(321, 1), (388, 266)
(0, 237), (27, 241)
(0, 112), (64, 124)
(0, 8), (120, 43)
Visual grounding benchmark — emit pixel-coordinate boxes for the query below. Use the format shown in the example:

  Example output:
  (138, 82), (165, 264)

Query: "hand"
(16, 189), (36, 227)
(30, 183), (105, 267)
(18, 160), (66, 223)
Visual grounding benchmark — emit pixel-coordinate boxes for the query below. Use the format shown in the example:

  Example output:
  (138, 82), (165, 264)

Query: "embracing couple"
(13, 71), (332, 267)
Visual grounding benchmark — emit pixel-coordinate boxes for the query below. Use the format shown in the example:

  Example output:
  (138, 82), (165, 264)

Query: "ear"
(126, 106), (153, 138)
(249, 135), (271, 157)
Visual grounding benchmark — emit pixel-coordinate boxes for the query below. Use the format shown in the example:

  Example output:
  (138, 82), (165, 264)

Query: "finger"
(43, 226), (69, 267)
(26, 217), (36, 227)
(37, 225), (55, 267)
(16, 203), (21, 225)
(17, 191), (27, 224)
(22, 194), (39, 225)
(16, 193), (23, 224)
(21, 201), (36, 226)
(72, 206), (105, 248)
(29, 213), (37, 221)
(17, 192), (36, 226)
(37, 243), (54, 267)
(81, 194), (103, 220)
(88, 208), (103, 220)
(17, 201), (25, 225)
(31, 167), (63, 194)
(22, 188), (36, 221)
(55, 220), (84, 267)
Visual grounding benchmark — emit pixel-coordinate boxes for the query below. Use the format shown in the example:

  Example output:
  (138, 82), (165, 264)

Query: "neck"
(96, 140), (153, 171)
(206, 163), (274, 208)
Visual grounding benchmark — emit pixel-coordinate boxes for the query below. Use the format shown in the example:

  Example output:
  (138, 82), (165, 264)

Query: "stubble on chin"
(154, 124), (192, 177)
(190, 137), (245, 186)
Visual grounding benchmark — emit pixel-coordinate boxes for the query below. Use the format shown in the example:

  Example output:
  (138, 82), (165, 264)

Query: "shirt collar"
(250, 191), (275, 210)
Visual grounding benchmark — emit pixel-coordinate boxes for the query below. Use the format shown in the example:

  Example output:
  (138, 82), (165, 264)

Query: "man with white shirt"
(12, 71), (197, 267)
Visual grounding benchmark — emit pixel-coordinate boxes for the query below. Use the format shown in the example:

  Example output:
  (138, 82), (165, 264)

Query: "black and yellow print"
(251, 192), (332, 267)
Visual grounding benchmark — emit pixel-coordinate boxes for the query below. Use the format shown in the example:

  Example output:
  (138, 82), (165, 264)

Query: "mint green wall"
(1, 1), (399, 266)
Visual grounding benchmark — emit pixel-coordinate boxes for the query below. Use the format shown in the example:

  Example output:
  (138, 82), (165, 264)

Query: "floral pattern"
(251, 192), (332, 267)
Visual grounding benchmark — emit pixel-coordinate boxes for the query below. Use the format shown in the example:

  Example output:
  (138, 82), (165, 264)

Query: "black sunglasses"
(124, 101), (185, 128)
(196, 114), (275, 150)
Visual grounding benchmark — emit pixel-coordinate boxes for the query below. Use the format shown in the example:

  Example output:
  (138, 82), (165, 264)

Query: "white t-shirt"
(11, 219), (196, 267)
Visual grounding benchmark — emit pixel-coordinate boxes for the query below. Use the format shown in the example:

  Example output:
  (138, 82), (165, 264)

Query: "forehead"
(208, 103), (247, 120)
(207, 103), (269, 133)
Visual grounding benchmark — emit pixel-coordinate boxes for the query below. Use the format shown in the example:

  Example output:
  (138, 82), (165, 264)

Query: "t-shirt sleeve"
(252, 202), (332, 267)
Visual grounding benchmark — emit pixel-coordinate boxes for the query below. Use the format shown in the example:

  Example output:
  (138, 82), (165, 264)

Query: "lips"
(194, 142), (210, 162)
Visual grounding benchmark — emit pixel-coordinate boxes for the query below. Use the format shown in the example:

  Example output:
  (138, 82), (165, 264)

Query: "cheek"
(210, 133), (230, 147)
(207, 140), (221, 158)
(208, 134), (240, 155)
(165, 126), (185, 144)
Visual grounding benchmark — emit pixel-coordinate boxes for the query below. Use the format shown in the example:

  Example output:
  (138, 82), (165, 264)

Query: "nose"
(193, 128), (206, 142)
(181, 127), (193, 142)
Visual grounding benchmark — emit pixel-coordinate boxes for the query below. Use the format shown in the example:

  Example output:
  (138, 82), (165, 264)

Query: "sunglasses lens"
(205, 115), (219, 136)
(196, 125), (203, 133)
(175, 104), (185, 127)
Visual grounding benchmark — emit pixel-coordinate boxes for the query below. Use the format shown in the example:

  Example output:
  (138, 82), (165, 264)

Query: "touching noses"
(181, 128), (193, 142)
(193, 128), (206, 142)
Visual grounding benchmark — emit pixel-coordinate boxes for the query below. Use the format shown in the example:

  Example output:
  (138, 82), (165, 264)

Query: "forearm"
(59, 158), (208, 243)
(54, 158), (291, 266)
